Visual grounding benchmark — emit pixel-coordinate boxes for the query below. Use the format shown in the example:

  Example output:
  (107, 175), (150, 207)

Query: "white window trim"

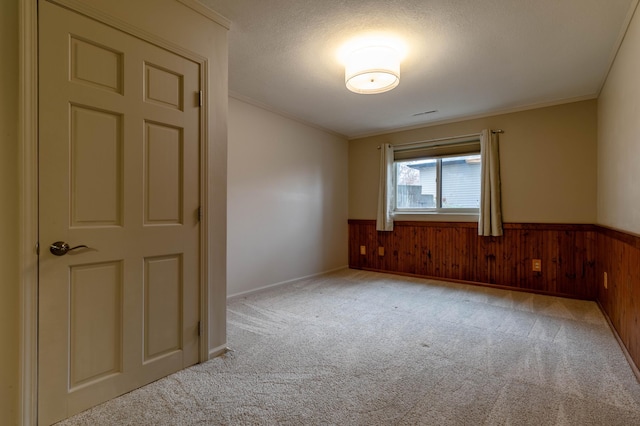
(392, 211), (480, 223)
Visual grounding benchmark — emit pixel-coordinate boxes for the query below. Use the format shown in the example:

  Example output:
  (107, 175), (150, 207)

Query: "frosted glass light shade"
(345, 45), (400, 94)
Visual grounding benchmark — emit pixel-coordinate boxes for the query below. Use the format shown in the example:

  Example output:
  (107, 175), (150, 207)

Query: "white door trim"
(20, 1), (223, 423)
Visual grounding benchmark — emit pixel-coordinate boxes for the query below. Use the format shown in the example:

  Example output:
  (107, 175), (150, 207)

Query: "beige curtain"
(478, 129), (503, 236)
(376, 143), (394, 231)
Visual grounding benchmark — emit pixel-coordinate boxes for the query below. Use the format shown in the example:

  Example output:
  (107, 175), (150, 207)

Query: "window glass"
(396, 159), (436, 208)
(395, 153), (480, 211)
(441, 155), (480, 208)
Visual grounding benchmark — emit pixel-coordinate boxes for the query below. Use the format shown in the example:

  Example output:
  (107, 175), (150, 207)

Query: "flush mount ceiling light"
(345, 45), (400, 94)
(339, 35), (406, 95)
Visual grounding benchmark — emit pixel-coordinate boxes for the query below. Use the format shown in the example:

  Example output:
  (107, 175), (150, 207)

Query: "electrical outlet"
(360, 245), (366, 255)
(378, 247), (385, 256)
(604, 271), (608, 289)
(532, 259), (541, 272)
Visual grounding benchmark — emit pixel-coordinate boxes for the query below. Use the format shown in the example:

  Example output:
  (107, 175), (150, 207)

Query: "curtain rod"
(377, 129), (504, 150)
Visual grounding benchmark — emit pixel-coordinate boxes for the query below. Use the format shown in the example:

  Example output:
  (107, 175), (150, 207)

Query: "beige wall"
(0, 0), (19, 423)
(598, 6), (640, 234)
(349, 100), (598, 224)
(227, 98), (348, 296)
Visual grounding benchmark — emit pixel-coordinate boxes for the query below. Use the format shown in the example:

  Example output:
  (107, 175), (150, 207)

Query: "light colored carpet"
(58, 269), (640, 425)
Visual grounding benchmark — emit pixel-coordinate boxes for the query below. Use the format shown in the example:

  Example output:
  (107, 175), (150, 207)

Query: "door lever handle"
(50, 241), (89, 256)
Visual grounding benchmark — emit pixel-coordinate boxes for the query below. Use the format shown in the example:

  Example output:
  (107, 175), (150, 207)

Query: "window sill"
(392, 211), (479, 223)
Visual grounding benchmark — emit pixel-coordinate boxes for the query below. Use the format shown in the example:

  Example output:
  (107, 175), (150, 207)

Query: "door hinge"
(198, 90), (203, 107)
(197, 206), (202, 222)
(198, 321), (201, 336)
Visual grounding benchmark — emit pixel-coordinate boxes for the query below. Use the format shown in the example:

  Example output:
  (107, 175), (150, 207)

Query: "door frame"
(19, 1), (229, 423)
(19, 0), (39, 423)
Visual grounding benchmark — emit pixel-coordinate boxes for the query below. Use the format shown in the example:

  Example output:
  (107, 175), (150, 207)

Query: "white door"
(38, 2), (201, 424)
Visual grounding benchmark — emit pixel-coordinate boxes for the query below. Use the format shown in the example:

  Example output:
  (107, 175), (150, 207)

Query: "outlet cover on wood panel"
(378, 247), (385, 256)
(360, 245), (366, 255)
(532, 259), (541, 272)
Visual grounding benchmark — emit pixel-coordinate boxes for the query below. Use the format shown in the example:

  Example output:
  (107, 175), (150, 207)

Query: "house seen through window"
(395, 144), (481, 213)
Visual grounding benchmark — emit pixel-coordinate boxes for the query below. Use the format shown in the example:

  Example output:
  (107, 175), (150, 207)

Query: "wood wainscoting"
(597, 226), (640, 372)
(348, 220), (597, 299)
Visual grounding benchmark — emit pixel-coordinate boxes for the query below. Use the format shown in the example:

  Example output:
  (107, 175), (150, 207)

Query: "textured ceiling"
(200, 0), (638, 138)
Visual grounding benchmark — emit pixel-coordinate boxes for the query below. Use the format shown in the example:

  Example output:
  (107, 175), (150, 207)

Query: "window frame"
(393, 149), (481, 215)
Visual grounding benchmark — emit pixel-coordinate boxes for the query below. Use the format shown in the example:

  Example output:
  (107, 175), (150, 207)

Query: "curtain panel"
(478, 129), (503, 236)
(376, 143), (394, 231)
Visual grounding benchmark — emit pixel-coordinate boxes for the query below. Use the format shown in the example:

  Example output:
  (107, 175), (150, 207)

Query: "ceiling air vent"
(412, 110), (438, 117)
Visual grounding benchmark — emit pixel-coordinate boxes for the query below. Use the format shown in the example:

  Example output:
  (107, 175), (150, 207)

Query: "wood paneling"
(348, 220), (597, 299)
(596, 226), (640, 371)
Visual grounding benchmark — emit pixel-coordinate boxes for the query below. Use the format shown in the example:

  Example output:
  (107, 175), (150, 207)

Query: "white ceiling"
(200, 0), (638, 138)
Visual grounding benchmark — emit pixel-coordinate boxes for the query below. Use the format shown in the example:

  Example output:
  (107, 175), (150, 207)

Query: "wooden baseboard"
(597, 300), (640, 383)
(208, 344), (229, 360)
(351, 266), (593, 300)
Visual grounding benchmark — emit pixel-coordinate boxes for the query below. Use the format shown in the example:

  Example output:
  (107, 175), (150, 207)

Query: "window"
(394, 140), (480, 213)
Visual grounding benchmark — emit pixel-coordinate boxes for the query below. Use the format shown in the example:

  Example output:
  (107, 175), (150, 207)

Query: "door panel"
(70, 35), (124, 93)
(145, 63), (184, 109)
(69, 261), (123, 389)
(70, 105), (123, 226)
(144, 255), (183, 361)
(38, 2), (201, 424)
(144, 122), (184, 224)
